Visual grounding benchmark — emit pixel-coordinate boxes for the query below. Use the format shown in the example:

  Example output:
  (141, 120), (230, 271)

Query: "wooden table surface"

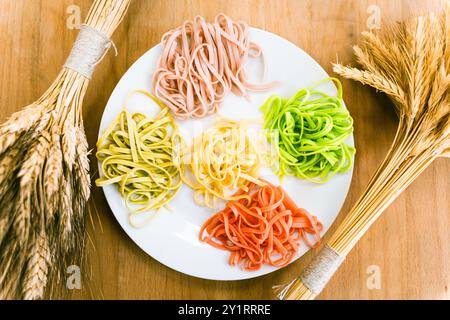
(0, 0), (449, 300)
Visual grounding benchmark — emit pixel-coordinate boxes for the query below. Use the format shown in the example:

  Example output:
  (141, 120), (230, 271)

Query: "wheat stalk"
(44, 127), (63, 208)
(0, 0), (131, 300)
(332, 63), (406, 107)
(22, 231), (51, 300)
(278, 5), (450, 300)
(75, 124), (91, 202)
(62, 120), (77, 172)
(0, 211), (12, 247)
(0, 104), (46, 154)
(0, 147), (20, 187)
(14, 133), (50, 244)
(59, 173), (73, 248)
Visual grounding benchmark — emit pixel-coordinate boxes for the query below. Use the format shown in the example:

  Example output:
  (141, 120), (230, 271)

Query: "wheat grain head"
(44, 127), (63, 215)
(22, 231), (51, 300)
(62, 122), (77, 172)
(75, 124), (91, 202)
(0, 104), (47, 154)
(59, 173), (73, 249)
(14, 132), (50, 243)
(332, 63), (406, 109)
(0, 147), (20, 187)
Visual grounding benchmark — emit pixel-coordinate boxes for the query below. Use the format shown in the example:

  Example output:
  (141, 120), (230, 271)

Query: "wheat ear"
(22, 231), (52, 300)
(0, 104), (45, 154)
(14, 133), (50, 243)
(62, 121), (77, 172)
(75, 125), (91, 202)
(59, 174), (73, 248)
(333, 63), (406, 107)
(44, 127), (63, 212)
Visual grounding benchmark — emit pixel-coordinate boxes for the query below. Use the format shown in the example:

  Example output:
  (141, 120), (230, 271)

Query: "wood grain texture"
(0, 0), (448, 300)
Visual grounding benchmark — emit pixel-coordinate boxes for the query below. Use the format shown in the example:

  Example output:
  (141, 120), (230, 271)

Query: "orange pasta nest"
(199, 180), (323, 271)
(153, 14), (271, 119)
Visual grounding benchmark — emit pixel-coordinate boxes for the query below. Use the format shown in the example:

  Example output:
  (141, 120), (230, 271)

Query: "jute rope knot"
(64, 25), (116, 79)
(299, 245), (345, 295)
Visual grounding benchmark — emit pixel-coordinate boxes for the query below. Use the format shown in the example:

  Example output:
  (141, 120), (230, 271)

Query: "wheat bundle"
(276, 6), (450, 300)
(0, 0), (131, 299)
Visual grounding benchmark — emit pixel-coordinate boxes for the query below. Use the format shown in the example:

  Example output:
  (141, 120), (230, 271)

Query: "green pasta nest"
(261, 78), (355, 183)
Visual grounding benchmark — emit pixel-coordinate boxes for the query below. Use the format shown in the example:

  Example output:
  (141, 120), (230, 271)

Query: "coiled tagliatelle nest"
(182, 118), (265, 208)
(96, 92), (183, 228)
(153, 14), (272, 119)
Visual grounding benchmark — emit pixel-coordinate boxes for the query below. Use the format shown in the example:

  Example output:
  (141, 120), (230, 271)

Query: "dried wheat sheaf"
(0, 0), (130, 300)
(278, 5), (450, 300)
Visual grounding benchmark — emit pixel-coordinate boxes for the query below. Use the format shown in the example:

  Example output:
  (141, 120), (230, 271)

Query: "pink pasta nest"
(152, 14), (272, 119)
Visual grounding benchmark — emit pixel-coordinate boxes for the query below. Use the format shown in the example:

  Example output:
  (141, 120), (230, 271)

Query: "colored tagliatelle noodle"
(182, 117), (264, 208)
(153, 14), (272, 119)
(200, 180), (323, 271)
(96, 91), (183, 227)
(261, 78), (355, 183)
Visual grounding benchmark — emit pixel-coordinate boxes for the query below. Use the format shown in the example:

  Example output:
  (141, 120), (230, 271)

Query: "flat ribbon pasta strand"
(96, 91), (183, 227)
(261, 78), (356, 183)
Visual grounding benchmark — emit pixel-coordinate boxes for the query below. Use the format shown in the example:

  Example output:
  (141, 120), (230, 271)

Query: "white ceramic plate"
(98, 28), (354, 281)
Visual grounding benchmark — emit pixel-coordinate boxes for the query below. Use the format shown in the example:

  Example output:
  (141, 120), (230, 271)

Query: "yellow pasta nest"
(182, 118), (264, 208)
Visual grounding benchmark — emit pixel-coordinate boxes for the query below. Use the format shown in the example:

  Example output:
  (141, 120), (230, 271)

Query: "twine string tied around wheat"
(64, 24), (118, 79)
